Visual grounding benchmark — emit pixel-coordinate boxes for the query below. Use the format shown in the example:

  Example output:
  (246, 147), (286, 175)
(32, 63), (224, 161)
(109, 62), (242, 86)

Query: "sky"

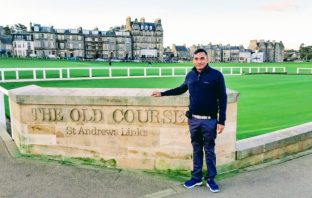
(1, 0), (311, 50)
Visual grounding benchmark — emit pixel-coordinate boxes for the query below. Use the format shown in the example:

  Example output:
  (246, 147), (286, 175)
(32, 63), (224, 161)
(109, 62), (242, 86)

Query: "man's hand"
(151, 91), (162, 97)
(217, 124), (225, 134)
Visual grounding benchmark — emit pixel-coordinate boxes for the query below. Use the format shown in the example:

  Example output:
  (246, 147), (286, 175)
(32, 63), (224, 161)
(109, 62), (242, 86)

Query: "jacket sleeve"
(161, 78), (188, 96)
(217, 73), (227, 125)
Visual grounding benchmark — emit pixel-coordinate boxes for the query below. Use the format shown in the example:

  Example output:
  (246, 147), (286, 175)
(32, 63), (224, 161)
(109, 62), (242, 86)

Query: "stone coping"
(236, 122), (312, 159)
(9, 85), (239, 106)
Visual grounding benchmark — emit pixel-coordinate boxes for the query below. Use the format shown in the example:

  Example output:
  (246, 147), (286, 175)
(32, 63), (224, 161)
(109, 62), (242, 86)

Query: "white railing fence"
(0, 66), (287, 83)
(297, 68), (312, 74)
(0, 86), (8, 131)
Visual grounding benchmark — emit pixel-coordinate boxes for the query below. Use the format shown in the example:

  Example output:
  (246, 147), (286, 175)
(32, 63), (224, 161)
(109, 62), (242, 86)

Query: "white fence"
(0, 66), (286, 83)
(0, 86), (8, 131)
(297, 68), (312, 74)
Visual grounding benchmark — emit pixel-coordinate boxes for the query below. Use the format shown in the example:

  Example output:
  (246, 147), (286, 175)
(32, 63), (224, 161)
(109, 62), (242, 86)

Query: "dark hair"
(194, 48), (207, 55)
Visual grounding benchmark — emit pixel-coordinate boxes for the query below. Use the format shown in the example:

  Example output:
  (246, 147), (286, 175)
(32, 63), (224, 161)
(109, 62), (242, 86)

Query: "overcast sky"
(1, 0), (311, 49)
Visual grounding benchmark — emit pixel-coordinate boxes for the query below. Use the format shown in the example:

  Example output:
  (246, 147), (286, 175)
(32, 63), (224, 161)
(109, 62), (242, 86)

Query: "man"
(151, 48), (227, 193)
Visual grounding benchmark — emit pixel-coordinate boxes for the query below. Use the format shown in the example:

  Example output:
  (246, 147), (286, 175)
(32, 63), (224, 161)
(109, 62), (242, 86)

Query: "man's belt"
(192, 114), (212, 119)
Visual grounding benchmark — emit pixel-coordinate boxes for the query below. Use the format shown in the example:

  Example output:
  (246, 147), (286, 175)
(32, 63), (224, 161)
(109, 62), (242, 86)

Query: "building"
(0, 36), (13, 56)
(251, 51), (265, 63)
(163, 46), (174, 61)
(239, 49), (252, 63)
(55, 28), (85, 58)
(126, 17), (163, 61)
(248, 40), (284, 62)
(12, 33), (34, 57)
(172, 44), (190, 60)
(27, 17), (163, 60)
(30, 24), (57, 58)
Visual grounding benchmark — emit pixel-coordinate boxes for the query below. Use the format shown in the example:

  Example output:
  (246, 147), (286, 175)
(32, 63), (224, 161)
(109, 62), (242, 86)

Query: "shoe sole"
(183, 182), (203, 189)
(206, 183), (220, 193)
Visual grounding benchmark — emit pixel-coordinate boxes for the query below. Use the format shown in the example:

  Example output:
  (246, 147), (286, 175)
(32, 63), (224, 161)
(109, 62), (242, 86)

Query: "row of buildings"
(167, 40), (285, 63)
(1, 18), (285, 62)
(1, 17), (164, 61)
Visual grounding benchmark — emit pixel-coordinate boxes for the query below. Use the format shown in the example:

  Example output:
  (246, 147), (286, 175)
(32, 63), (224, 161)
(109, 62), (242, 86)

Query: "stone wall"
(9, 85), (239, 170)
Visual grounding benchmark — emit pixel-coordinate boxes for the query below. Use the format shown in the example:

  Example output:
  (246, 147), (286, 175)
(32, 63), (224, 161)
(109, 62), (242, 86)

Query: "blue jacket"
(161, 65), (227, 125)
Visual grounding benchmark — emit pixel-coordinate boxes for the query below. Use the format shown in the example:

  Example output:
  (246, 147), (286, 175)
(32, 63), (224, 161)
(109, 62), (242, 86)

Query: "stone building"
(126, 17), (163, 61)
(239, 49), (251, 63)
(55, 28), (85, 58)
(30, 24), (57, 58)
(171, 44), (189, 60)
(248, 40), (284, 62)
(12, 33), (34, 57)
(0, 36), (13, 56)
(27, 17), (163, 60)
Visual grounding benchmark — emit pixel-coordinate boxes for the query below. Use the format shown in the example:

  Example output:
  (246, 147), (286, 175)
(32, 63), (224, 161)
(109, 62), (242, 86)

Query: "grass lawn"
(0, 58), (312, 74)
(1, 74), (312, 140)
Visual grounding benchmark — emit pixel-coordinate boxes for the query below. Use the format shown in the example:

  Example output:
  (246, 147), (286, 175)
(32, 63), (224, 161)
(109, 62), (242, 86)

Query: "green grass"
(1, 58), (312, 139)
(1, 57), (312, 73)
(1, 74), (312, 140)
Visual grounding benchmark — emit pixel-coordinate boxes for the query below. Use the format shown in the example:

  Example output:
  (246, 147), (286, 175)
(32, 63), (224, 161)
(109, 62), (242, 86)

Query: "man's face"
(193, 52), (208, 72)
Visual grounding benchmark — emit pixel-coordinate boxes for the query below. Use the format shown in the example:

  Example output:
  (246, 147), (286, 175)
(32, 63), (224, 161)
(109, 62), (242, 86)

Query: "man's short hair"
(194, 48), (207, 56)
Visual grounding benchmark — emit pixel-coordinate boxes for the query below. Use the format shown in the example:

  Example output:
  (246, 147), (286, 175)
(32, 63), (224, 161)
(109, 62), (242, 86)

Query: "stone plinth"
(9, 85), (239, 170)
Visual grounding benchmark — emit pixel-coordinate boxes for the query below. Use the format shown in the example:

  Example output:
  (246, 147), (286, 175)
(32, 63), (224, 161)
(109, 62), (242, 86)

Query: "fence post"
(109, 67), (112, 78)
(1, 70), (4, 82)
(273, 67), (276, 73)
(144, 68), (147, 77)
(43, 69), (46, 79)
(185, 68), (188, 75)
(16, 69), (19, 80)
(265, 67), (268, 73)
(159, 68), (161, 76)
(0, 89), (6, 130)
(60, 69), (63, 79)
(89, 68), (92, 78)
(33, 69), (37, 80)
(172, 67), (175, 76)
(67, 68), (70, 78)
(240, 68), (242, 75)
(127, 68), (130, 77)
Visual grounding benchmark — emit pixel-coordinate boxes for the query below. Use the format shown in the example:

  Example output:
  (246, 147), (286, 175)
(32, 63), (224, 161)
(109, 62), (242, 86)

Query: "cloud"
(261, 0), (299, 12)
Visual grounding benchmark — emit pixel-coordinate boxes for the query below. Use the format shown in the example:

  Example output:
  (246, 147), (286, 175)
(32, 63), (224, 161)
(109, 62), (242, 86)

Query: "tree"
(299, 45), (312, 61)
(2, 23), (27, 35)
(3, 25), (13, 35)
(14, 23), (27, 32)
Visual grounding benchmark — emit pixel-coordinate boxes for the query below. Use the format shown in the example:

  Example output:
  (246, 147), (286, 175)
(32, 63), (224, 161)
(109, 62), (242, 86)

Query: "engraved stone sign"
(9, 85), (239, 170)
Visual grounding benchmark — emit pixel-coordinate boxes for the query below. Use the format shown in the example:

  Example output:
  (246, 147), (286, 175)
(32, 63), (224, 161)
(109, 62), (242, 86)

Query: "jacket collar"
(192, 64), (211, 74)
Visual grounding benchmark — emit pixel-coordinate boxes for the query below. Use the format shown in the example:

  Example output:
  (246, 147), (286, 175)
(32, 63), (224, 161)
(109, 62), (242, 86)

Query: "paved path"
(1, 131), (312, 198)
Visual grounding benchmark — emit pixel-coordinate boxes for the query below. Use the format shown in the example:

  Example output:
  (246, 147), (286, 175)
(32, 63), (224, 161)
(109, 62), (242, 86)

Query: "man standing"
(151, 48), (227, 193)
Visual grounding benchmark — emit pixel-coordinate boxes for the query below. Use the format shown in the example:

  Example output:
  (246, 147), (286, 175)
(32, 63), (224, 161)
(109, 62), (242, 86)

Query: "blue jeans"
(188, 118), (217, 181)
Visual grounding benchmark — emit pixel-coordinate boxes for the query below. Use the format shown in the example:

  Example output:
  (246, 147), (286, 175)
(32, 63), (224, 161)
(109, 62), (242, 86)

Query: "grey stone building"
(172, 44), (189, 60)
(248, 40), (284, 62)
(30, 24), (57, 58)
(55, 28), (85, 58)
(0, 36), (13, 56)
(27, 17), (163, 60)
(126, 17), (163, 61)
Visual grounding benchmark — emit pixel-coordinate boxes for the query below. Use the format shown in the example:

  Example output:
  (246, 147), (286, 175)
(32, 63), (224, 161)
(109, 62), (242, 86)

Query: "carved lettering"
(31, 108), (64, 122)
